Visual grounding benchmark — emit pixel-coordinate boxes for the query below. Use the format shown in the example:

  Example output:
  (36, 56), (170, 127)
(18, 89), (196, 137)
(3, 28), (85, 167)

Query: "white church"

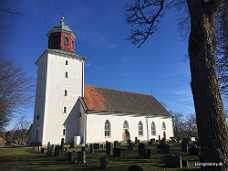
(29, 17), (174, 145)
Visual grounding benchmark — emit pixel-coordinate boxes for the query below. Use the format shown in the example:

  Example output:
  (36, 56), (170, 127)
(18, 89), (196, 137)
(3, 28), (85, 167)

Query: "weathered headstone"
(181, 138), (189, 152)
(127, 140), (134, 151)
(50, 144), (55, 156)
(47, 142), (51, 155)
(113, 148), (121, 157)
(138, 143), (146, 158)
(188, 143), (199, 155)
(106, 141), (113, 156)
(68, 151), (77, 162)
(113, 141), (119, 148)
(60, 138), (64, 155)
(157, 141), (170, 154)
(41, 147), (45, 153)
(100, 156), (108, 169)
(54, 145), (60, 156)
(89, 144), (94, 153)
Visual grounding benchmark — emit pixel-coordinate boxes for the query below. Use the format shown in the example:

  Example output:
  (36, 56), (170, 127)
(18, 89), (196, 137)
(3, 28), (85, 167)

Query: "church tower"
(31, 17), (85, 145)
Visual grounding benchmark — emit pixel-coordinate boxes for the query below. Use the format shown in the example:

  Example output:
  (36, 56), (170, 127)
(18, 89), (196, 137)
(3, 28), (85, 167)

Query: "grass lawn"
(0, 144), (200, 171)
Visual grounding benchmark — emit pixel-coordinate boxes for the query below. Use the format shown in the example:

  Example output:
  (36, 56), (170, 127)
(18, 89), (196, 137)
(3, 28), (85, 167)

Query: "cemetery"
(0, 138), (201, 171)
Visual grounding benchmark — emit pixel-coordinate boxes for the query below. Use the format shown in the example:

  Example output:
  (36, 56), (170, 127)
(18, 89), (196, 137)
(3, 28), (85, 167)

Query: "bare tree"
(0, 58), (31, 131)
(126, 0), (228, 170)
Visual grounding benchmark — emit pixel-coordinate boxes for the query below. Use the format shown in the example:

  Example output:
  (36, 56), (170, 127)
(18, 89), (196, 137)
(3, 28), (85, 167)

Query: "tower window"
(64, 36), (69, 45)
(65, 72), (68, 78)
(151, 122), (156, 136)
(64, 107), (67, 113)
(65, 60), (68, 65)
(64, 90), (67, 96)
(63, 129), (66, 135)
(162, 122), (166, 130)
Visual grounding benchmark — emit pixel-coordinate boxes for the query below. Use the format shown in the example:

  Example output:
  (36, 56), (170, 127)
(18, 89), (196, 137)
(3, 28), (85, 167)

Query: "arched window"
(151, 122), (156, 135)
(64, 36), (69, 45)
(123, 120), (129, 130)
(104, 120), (111, 137)
(65, 60), (68, 65)
(162, 122), (166, 130)
(138, 121), (143, 136)
(64, 89), (67, 96)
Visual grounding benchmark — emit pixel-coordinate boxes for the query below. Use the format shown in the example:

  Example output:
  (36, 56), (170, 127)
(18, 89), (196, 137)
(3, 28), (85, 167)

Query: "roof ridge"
(85, 84), (153, 97)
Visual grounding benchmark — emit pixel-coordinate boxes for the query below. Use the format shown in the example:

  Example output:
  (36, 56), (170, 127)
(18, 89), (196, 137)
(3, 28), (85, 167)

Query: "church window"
(63, 129), (66, 135)
(64, 89), (67, 96)
(138, 121), (143, 136)
(65, 72), (68, 78)
(151, 122), (156, 135)
(123, 120), (129, 130)
(104, 120), (111, 137)
(162, 122), (166, 130)
(64, 107), (67, 113)
(64, 36), (69, 45)
(65, 60), (68, 65)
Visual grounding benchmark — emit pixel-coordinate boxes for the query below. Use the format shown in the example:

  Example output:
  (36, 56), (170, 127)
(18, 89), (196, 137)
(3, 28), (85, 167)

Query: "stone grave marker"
(181, 138), (189, 152)
(100, 156), (108, 169)
(106, 141), (113, 156)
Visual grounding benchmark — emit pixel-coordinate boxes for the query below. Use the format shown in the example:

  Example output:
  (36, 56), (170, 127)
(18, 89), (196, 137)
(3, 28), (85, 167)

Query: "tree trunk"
(187, 0), (228, 170)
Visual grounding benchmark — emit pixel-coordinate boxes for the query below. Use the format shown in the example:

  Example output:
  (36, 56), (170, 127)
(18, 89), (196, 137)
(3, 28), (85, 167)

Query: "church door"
(123, 130), (130, 141)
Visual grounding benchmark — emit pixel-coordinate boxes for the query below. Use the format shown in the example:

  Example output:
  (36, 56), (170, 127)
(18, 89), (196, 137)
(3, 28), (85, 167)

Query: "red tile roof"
(83, 85), (170, 117)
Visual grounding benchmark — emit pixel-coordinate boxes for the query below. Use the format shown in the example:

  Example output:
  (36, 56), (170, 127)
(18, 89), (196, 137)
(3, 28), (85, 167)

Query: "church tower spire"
(48, 17), (76, 52)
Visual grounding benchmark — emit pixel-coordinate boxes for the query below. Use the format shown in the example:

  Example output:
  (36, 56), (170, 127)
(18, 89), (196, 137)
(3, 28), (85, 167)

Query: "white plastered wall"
(86, 113), (174, 143)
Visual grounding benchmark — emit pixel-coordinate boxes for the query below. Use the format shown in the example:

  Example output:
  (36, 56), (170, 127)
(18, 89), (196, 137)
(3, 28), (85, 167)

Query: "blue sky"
(1, 0), (200, 129)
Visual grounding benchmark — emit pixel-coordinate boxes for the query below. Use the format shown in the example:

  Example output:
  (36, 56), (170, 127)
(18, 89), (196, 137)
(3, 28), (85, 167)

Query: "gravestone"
(76, 146), (86, 164)
(68, 151), (77, 162)
(93, 143), (100, 149)
(188, 143), (199, 155)
(157, 141), (170, 154)
(138, 143), (146, 158)
(89, 144), (94, 153)
(100, 156), (108, 169)
(41, 147), (45, 153)
(113, 148), (121, 157)
(47, 142), (51, 155)
(60, 138), (64, 156)
(128, 165), (144, 171)
(54, 145), (60, 156)
(181, 138), (189, 152)
(106, 141), (113, 156)
(113, 141), (119, 148)
(50, 144), (55, 156)
(127, 140), (134, 151)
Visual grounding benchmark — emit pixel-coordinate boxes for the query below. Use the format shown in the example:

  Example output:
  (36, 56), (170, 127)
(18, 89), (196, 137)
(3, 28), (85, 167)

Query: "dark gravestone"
(100, 156), (108, 169)
(135, 137), (139, 144)
(47, 142), (51, 155)
(60, 138), (64, 155)
(41, 148), (45, 153)
(89, 144), (94, 153)
(54, 145), (60, 156)
(68, 151), (77, 162)
(113, 148), (121, 157)
(128, 165), (144, 171)
(188, 143), (199, 155)
(106, 141), (113, 156)
(163, 154), (182, 168)
(149, 139), (156, 145)
(127, 140), (134, 151)
(113, 141), (119, 148)
(157, 142), (170, 154)
(93, 143), (100, 149)
(138, 143), (146, 157)
(181, 138), (189, 152)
